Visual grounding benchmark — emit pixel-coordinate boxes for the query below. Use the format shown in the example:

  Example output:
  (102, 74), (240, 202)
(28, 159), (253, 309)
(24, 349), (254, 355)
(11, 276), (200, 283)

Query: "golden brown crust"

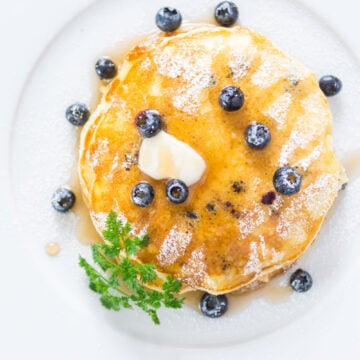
(79, 26), (346, 294)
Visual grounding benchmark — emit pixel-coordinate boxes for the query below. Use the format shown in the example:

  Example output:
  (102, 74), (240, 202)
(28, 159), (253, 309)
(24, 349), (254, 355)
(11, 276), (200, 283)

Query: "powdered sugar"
(252, 50), (309, 88)
(228, 43), (256, 80)
(121, 152), (138, 171)
(303, 174), (339, 219)
(157, 225), (192, 266)
(257, 235), (284, 264)
(104, 153), (119, 181)
(91, 210), (128, 233)
(279, 92), (329, 166)
(271, 249), (284, 263)
(181, 247), (208, 287)
(239, 203), (265, 240)
(229, 54), (251, 80)
(276, 173), (339, 241)
(277, 200), (308, 243)
(268, 195), (284, 216)
(154, 46), (213, 114)
(293, 145), (322, 170)
(140, 57), (151, 70)
(263, 92), (292, 129)
(87, 138), (109, 169)
(244, 242), (262, 275)
(259, 235), (267, 258)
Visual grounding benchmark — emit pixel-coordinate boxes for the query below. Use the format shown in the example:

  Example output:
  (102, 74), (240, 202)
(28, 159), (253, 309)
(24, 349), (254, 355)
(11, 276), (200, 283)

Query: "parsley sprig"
(79, 210), (184, 325)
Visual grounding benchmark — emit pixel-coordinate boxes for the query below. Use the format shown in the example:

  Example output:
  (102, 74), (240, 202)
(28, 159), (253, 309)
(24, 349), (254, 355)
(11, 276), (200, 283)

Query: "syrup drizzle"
(68, 128), (102, 246)
(45, 242), (60, 256)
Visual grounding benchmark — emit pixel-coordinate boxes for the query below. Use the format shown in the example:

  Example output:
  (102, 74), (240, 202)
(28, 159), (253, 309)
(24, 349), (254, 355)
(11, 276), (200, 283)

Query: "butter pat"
(138, 131), (206, 186)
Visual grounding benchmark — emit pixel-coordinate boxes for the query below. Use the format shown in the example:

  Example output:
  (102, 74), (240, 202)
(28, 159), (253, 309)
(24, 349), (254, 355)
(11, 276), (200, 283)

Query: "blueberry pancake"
(79, 25), (346, 294)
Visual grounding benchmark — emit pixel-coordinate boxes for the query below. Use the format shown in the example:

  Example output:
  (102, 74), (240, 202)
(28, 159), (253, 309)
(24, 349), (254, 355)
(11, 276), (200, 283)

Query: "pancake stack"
(79, 25), (346, 294)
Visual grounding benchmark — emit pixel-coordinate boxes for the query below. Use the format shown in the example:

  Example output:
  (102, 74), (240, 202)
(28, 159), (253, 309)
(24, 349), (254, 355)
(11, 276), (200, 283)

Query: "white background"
(0, 0), (359, 359)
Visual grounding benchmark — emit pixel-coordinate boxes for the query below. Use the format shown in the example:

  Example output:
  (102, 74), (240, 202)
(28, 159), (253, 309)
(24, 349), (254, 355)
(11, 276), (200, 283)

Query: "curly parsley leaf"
(79, 211), (184, 325)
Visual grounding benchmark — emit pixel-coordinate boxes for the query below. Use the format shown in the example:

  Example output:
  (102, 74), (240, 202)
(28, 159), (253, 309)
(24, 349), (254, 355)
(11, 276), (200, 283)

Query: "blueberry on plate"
(319, 75), (342, 97)
(290, 269), (313, 293)
(155, 7), (182, 32)
(95, 57), (117, 80)
(166, 179), (189, 204)
(135, 110), (162, 138)
(131, 182), (155, 207)
(214, 1), (239, 27)
(200, 293), (228, 318)
(65, 103), (90, 126)
(219, 86), (244, 112)
(245, 122), (271, 149)
(273, 167), (302, 196)
(51, 188), (76, 212)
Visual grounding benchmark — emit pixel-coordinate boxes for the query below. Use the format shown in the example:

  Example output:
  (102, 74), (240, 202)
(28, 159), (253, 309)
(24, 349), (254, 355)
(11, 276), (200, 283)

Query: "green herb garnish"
(79, 210), (184, 325)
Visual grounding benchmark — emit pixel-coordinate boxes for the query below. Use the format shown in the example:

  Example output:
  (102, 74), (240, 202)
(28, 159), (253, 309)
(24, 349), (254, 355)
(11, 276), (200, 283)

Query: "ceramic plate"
(1, 0), (360, 358)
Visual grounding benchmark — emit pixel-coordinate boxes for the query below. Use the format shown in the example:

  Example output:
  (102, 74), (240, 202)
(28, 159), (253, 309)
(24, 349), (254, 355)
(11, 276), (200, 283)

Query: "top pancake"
(79, 25), (346, 294)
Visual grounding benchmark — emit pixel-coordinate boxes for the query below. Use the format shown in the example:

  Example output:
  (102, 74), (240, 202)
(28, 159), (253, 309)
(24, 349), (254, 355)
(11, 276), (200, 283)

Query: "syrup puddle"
(342, 148), (360, 182)
(185, 281), (292, 313)
(228, 283), (292, 313)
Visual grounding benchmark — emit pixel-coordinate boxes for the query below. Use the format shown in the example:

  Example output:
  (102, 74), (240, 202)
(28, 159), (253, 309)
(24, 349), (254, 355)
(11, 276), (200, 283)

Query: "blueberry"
(273, 167), (302, 196)
(51, 188), (76, 212)
(155, 7), (182, 32)
(319, 75), (342, 97)
(186, 211), (198, 219)
(131, 182), (154, 207)
(214, 1), (239, 27)
(219, 86), (244, 112)
(95, 58), (117, 80)
(135, 110), (162, 138)
(200, 293), (228, 318)
(261, 191), (276, 205)
(245, 122), (271, 149)
(166, 179), (189, 204)
(65, 103), (90, 126)
(290, 269), (313, 293)
(206, 203), (216, 212)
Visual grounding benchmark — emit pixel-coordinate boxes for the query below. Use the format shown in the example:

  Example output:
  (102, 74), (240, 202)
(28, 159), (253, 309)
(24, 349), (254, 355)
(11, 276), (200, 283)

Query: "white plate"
(1, 0), (360, 358)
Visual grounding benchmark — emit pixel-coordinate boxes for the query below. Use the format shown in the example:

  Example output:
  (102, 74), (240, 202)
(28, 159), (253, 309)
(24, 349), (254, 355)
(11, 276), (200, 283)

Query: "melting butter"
(138, 131), (206, 186)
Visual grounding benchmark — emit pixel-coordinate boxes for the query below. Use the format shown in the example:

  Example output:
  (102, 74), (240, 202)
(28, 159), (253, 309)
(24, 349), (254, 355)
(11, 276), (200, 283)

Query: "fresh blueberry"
(51, 188), (76, 212)
(273, 167), (302, 196)
(131, 182), (155, 207)
(95, 58), (117, 80)
(214, 1), (239, 27)
(135, 110), (162, 138)
(219, 86), (244, 112)
(166, 179), (189, 204)
(155, 7), (182, 32)
(245, 122), (271, 149)
(200, 293), (228, 318)
(65, 103), (90, 126)
(319, 75), (342, 97)
(290, 269), (313, 293)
